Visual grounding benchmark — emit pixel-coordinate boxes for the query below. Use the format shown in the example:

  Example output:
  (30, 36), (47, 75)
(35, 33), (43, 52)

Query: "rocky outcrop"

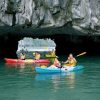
(0, 0), (100, 34)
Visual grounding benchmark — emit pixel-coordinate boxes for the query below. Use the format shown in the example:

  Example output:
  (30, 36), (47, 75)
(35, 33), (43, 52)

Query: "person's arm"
(63, 60), (69, 64)
(58, 60), (61, 66)
(74, 58), (77, 63)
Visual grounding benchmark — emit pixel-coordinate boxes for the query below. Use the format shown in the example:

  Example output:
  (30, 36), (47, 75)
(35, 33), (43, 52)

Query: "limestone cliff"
(0, 0), (100, 35)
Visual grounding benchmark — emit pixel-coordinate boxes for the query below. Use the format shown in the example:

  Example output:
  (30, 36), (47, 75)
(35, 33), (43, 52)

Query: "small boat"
(35, 65), (84, 74)
(5, 58), (50, 64)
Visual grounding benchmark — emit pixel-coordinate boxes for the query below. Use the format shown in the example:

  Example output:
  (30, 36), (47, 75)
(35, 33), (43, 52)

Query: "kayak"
(5, 58), (50, 64)
(35, 65), (84, 74)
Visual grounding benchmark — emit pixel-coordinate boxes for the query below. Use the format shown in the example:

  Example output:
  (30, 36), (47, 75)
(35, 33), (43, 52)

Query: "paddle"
(76, 52), (87, 57)
(45, 55), (58, 58)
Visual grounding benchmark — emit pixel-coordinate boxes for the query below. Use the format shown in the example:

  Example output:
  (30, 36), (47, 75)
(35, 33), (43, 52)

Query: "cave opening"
(1, 34), (100, 59)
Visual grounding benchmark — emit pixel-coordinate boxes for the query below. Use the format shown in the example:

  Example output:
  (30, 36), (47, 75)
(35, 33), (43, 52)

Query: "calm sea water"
(0, 56), (100, 100)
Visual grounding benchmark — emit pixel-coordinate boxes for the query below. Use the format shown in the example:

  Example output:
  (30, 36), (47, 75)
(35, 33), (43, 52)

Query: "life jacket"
(64, 59), (76, 67)
(51, 52), (56, 56)
(41, 65), (47, 68)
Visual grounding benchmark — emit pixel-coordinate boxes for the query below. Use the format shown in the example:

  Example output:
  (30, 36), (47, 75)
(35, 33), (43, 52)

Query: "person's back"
(53, 58), (61, 67)
(20, 53), (26, 60)
(34, 52), (41, 60)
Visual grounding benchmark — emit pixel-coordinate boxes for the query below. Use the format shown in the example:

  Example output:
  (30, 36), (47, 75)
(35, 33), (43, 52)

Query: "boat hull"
(5, 58), (50, 64)
(35, 65), (84, 74)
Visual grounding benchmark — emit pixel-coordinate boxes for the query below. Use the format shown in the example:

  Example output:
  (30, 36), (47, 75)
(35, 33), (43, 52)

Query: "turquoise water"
(0, 56), (100, 100)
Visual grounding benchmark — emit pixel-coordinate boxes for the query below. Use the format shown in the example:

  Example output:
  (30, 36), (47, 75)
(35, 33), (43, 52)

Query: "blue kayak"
(35, 65), (84, 74)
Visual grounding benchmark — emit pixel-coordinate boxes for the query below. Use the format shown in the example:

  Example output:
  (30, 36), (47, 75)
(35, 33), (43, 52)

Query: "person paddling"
(63, 53), (77, 67)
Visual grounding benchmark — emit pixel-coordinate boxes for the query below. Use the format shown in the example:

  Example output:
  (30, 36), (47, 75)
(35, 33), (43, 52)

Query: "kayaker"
(50, 58), (61, 68)
(20, 53), (26, 60)
(46, 50), (57, 63)
(63, 53), (77, 67)
(46, 49), (56, 57)
(33, 52), (41, 60)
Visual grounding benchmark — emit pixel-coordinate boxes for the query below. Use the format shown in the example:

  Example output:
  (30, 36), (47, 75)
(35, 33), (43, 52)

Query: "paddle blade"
(77, 52), (87, 57)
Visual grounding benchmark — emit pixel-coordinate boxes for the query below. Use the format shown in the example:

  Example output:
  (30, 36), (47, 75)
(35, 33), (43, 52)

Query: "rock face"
(0, 0), (100, 34)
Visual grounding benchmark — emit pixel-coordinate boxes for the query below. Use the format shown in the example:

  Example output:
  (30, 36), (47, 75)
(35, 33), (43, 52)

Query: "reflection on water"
(5, 62), (50, 69)
(5, 63), (26, 68)
(6, 63), (83, 89)
(5, 63), (34, 73)
(1, 56), (100, 100)
(65, 71), (83, 89)
(35, 70), (83, 89)
(66, 72), (76, 89)
(5, 63), (84, 89)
